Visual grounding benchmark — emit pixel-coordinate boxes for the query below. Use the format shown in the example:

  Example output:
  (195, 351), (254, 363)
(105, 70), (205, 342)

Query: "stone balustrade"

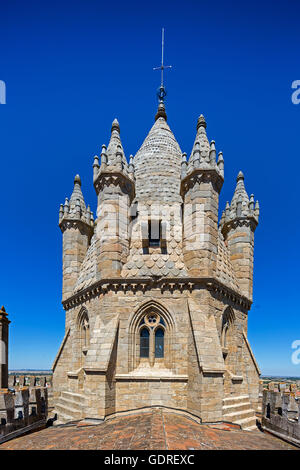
(8, 374), (52, 388)
(0, 387), (48, 444)
(262, 390), (300, 447)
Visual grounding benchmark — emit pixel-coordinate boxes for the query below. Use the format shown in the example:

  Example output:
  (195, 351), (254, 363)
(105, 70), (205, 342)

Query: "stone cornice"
(59, 218), (94, 236)
(62, 276), (252, 311)
(221, 216), (258, 238)
(180, 168), (224, 196)
(93, 170), (135, 201)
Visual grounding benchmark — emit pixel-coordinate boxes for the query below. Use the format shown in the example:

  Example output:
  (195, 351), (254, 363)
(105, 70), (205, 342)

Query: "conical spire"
(134, 115), (182, 202)
(106, 118), (127, 167)
(191, 115), (210, 160)
(219, 170), (259, 230)
(230, 171), (249, 213)
(188, 115), (211, 169)
(185, 114), (224, 179)
(69, 174), (86, 212)
(59, 175), (94, 229)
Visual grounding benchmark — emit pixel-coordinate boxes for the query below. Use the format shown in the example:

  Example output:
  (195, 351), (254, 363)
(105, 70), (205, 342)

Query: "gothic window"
(221, 307), (235, 349)
(155, 328), (164, 358)
(78, 308), (90, 353)
(137, 311), (167, 365)
(140, 328), (150, 358)
(129, 302), (174, 372)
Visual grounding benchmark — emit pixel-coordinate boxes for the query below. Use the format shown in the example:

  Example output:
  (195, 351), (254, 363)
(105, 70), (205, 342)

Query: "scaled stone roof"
(121, 240), (188, 279)
(134, 117), (182, 203)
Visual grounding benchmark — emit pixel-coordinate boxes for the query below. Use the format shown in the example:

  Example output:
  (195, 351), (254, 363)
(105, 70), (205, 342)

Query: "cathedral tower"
(53, 34), (260, 428)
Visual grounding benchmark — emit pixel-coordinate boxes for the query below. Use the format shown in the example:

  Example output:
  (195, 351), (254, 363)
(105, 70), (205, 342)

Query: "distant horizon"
(7, 369), (300, 380)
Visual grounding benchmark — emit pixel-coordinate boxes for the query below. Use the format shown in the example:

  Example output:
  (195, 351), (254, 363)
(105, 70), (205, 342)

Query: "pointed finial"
(129, 154), (134, 174)
(225, 201), (230, 219)
(86, 204), (92, 224)
(74, 174), (81, 186)
(249, 194), (255, 211)
(59, 204), (64, 222)
(254, 200), (260, 219)
(64, 197), (69, 215)
(181, 152), (188, 178)
(193, 142), (201, 168)
(237, 171), (244, 182)
(217, 151), (224, 177)
(100, 144), (108, 166)
(209, 140), (216, 164)
(197, 114), (207, 130)
(111, 118), (120, 133)
(93, 155), (100, 167)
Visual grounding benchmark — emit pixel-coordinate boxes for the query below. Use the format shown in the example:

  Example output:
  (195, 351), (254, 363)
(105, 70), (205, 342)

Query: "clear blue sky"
(0, 0), (299, 375)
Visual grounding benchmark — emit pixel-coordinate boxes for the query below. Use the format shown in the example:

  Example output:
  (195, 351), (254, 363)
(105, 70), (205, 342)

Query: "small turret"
(93, 120), (135, 278)
(181, 115), (224, 276)
(220, 171), (259, 300)
(59, 175), (94, 300)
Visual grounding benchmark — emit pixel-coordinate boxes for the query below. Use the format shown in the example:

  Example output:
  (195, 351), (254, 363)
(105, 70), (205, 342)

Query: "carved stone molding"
(221, 216), (258, 238)
(180, 168), (224, 196)
(94, 172), (135, 201)
(59, 218), (94, 237)
(62, 277), (252, 311)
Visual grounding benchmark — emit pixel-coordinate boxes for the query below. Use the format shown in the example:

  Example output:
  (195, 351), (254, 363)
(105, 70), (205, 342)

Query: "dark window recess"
(140, 328), (150, 358)
(148, 220), (161, 247)
(155, 328), (164, 358)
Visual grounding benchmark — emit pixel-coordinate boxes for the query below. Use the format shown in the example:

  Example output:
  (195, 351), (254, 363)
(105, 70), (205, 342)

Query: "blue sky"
(0, 0), (299, 375)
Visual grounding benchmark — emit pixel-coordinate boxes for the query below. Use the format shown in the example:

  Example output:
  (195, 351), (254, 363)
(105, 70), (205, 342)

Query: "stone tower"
(53, 100), (261, 430)
(0, 306), (10, 389)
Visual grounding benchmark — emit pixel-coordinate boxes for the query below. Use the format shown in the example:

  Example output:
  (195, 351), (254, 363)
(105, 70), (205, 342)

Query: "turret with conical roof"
(181, 115), (224, 277)
(93, 119), (135, 278)
(220, 171), (259, 300)
(59, 175), (94, 300)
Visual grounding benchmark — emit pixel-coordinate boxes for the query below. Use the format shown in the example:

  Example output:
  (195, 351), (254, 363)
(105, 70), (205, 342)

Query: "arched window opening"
(82, 317), (90, 348)
(155, 328), (164, 358)
(221, 321), (229, 348)
(130, 302), (174, 371)
(78, 309), (90, 353)
(140, 328), (150, 358)
(221, 308), (235, 350)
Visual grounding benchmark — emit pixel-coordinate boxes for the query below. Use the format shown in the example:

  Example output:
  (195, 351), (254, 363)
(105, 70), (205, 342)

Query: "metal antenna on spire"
(153, 28), (172, 103)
